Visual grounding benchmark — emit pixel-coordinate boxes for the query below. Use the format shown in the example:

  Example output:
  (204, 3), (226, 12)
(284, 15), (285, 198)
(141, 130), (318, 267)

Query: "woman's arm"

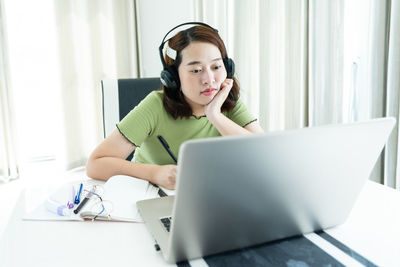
(86, 129), (177, 189)
(207, 113), (264, 136)
(205, 79), (264, 136)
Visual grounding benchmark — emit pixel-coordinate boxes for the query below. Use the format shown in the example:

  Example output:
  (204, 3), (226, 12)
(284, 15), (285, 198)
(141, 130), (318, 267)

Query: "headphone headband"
(159, 22), (218, 69)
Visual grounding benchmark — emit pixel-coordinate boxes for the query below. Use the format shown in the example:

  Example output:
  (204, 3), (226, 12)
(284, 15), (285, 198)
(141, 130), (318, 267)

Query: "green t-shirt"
(117, 90), (256, 164)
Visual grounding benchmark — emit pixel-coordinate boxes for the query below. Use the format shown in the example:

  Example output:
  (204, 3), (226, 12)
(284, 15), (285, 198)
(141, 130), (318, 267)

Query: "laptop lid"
(139, 118), (395, 263)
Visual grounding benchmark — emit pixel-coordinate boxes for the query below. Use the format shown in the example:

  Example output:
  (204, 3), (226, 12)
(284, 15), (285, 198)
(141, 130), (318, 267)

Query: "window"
(5, 0), (61, 164)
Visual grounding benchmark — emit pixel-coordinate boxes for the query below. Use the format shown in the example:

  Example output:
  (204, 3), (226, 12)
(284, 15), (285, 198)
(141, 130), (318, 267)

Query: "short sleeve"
(116, 91), (162, 147)
(226, 98), (257, 127)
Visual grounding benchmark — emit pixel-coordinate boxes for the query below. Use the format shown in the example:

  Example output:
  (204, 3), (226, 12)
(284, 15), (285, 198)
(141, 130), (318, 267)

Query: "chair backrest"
(101, 78), (161, 138)
(101, 78), (161, 160)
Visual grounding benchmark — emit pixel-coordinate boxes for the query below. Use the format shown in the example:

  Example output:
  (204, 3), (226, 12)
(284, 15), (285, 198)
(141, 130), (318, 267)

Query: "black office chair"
(101, 78), (161, 160)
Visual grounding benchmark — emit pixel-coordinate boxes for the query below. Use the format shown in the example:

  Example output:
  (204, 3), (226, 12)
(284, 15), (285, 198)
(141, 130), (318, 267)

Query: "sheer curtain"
(382, 0), (400, 189)
(52, 0), (139, 170)
(212, 0), (399, 188)
(0, 0), (18, 182)
(258, 0), (399, 188)
(1, 0), (139, 179)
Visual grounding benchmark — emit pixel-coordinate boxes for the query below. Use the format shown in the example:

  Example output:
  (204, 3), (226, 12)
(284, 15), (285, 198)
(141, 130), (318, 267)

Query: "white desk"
(324, 181), (400, 266)
(1, 171), (399, 267)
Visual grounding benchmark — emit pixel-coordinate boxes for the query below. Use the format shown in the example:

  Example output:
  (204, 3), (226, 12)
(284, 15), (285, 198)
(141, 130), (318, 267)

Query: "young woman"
(86, 22), (264, 189)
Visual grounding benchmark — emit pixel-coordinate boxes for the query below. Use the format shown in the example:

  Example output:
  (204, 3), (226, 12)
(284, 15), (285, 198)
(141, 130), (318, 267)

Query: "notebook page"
(102, 175), (148, 221)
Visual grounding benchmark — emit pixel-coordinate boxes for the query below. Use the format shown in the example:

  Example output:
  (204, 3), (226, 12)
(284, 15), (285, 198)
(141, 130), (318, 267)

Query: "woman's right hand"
(152, 164), (177, 190)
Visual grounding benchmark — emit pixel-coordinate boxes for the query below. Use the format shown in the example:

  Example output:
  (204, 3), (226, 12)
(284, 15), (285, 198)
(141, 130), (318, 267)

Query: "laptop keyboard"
(160, 216), (172, 232)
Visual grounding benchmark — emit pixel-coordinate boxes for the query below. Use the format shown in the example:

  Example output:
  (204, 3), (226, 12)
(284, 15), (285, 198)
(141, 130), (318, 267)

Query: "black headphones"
(159, 22), (235, 90)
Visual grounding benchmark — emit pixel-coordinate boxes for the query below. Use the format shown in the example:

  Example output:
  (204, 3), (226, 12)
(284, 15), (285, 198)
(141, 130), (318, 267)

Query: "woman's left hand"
(205, 78), (233, 118)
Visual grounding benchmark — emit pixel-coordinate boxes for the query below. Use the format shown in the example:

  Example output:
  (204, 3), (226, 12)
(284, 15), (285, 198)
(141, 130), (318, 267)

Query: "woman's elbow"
(85, 157), (96, 179)
(85, 155), (105, 181)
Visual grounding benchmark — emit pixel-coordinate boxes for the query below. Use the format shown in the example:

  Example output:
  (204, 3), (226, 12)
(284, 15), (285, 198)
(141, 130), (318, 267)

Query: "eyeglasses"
(81, 185), (114, 221)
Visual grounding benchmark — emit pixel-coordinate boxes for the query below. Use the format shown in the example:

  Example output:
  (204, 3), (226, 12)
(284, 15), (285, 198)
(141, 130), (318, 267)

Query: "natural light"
(5, 0), (61, 164)
(4, 0), (372, 170)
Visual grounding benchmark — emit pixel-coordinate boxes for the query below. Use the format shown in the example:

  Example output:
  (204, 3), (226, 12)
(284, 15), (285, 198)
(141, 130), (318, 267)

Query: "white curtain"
(52, 0), (139, 170)
(382, 0), (400, 189)
(205, 0), (399, 187)
(0, 0), (18, 182)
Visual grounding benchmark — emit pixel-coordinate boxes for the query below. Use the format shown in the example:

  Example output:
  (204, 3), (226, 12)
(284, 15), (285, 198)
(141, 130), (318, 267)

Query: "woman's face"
(178, 41), (227, 113)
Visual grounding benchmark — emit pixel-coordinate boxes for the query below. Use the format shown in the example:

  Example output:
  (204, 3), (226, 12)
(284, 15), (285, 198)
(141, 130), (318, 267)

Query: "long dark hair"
(162, 25), (240, 119)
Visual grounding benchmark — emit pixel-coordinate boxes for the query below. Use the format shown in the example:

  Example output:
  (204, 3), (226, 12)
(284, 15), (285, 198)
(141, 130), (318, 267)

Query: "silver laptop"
(137, 118), (395, 263)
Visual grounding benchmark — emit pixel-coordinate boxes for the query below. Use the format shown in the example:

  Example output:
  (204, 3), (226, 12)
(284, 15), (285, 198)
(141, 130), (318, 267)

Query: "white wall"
(135, 0), (200, 78)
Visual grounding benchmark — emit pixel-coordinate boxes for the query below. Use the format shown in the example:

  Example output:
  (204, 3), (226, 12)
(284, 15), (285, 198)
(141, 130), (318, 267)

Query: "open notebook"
(79, 175), (150, 221)
(23, 175), (173, 222)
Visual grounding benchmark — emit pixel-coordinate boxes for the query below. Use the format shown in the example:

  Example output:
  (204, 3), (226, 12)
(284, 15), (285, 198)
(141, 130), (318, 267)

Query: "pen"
(73, 196), (90, 214)
(73, 186), (95, 214)
(158, 189), (168, 197)
(150, 182), (168, 197)
(74, 183), (83, 204)
(157, 135), (178, 163)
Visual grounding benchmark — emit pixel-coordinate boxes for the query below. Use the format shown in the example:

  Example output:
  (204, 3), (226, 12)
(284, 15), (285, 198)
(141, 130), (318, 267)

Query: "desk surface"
(1, 172), (399, 267)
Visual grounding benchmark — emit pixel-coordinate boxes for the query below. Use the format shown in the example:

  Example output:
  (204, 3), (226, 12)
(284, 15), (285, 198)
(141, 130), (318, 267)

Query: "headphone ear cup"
(223, 58), (235, 78)
(160, 66), (180, 90)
